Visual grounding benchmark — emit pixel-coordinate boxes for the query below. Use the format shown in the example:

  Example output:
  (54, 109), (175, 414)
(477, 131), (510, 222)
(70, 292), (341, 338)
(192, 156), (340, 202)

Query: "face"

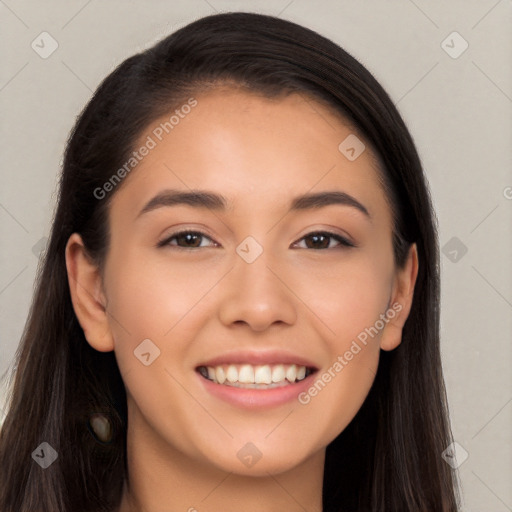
(70, 87), (416, 477)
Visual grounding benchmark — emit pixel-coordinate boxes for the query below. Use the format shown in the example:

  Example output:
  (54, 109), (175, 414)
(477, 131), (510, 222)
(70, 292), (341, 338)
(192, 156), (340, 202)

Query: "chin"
(202, 442), (318, 477)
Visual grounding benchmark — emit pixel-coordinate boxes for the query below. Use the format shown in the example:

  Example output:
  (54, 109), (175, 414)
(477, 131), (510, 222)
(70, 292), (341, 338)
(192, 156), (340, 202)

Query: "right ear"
(65, 233), (114, 352)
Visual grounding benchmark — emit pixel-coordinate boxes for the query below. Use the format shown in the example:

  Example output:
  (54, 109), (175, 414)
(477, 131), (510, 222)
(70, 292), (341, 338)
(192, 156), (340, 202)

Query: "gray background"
(1, 1), (511, 510)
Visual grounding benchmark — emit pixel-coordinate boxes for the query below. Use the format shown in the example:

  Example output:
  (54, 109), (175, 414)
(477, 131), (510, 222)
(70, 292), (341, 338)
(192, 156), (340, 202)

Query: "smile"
(197, 363), (315, 389)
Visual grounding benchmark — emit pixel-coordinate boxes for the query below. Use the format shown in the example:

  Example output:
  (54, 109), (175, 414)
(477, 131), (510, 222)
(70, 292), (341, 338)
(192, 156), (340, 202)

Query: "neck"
(117, 402), (325, 512)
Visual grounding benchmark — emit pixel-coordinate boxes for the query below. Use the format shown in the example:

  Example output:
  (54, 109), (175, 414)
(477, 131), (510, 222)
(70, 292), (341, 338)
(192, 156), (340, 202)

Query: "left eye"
(158, 230), (354, 250)
(293, 231), (354, 250)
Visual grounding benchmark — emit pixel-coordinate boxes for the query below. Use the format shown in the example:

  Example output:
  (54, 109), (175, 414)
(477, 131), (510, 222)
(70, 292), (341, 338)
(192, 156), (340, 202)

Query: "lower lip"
(196, 371), (317, 409)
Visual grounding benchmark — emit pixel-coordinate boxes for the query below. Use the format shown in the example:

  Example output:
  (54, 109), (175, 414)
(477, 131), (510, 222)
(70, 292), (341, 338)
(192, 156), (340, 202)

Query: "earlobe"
(65, 233), (114, 352)
(380, 243), (419, 351)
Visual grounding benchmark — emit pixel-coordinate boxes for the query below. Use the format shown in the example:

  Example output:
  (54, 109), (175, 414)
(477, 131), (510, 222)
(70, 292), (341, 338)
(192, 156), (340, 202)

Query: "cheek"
(289, 252), (391, 436)
(101, 249), (233, 393)
(292, 250), (393, 342)
(103, 251), (220, 340)
(101, 256), (210, 447)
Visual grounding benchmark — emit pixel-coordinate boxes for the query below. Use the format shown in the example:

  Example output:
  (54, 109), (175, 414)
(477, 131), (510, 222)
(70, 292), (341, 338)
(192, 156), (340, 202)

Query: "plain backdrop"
(0, 1), (511, 510)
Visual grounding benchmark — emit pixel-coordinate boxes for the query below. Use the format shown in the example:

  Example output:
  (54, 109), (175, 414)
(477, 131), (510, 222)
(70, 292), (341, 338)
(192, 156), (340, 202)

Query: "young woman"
(0, 11), (461, 512)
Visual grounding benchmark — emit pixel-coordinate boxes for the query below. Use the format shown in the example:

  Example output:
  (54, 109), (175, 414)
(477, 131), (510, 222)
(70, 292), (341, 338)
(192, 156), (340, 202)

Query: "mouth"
(195, 350), (320, 408)
(196, 363), (317, 389)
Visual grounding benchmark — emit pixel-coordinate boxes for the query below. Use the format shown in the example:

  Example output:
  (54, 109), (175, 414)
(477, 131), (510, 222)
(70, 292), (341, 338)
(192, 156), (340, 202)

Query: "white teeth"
(226, 365), (238, 383)
(201, 363), (311, 386)
(238, 364), (254, 383)
(254, 365), (272, 384)
(215, 366), (226, 384)
(286, 364), (297, 383)
(271, 365), (286, 383)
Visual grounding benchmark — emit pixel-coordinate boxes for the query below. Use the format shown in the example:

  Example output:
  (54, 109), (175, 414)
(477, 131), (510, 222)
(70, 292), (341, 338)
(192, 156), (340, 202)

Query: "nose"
(217, 249), (297, 332)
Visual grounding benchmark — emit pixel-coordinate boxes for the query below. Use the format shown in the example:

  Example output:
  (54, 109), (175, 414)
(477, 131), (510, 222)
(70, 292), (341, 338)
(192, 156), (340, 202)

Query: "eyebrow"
(137, 189), (370, 219)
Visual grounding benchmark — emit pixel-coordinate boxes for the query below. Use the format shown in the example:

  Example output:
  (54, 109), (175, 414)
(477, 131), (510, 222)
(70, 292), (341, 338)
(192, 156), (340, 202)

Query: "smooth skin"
(65, 87), (418, 512)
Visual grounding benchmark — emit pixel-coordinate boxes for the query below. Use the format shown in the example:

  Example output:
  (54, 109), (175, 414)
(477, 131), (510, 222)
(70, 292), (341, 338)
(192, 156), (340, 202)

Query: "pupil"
(181, 233), (200, 247)
(309, 234), (328, 249)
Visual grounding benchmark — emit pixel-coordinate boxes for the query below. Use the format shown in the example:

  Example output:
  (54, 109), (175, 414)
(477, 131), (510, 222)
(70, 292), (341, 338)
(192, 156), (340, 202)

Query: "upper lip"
(196, 349), (319, 370)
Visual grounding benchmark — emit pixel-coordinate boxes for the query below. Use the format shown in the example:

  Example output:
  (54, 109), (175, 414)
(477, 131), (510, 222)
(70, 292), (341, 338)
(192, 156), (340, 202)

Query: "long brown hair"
(0, 12), (461, 511)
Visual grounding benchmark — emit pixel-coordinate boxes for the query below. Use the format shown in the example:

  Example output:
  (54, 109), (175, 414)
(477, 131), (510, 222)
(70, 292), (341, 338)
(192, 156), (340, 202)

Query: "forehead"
(109, 87), (390, 223)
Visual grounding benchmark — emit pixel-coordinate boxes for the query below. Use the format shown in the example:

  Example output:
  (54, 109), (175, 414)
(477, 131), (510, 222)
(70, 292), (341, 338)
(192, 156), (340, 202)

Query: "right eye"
(157, 230), (219, 249)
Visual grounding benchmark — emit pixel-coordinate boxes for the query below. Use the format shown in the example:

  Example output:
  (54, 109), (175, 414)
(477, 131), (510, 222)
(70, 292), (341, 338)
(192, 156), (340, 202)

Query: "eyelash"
(157, 230), (356, 250)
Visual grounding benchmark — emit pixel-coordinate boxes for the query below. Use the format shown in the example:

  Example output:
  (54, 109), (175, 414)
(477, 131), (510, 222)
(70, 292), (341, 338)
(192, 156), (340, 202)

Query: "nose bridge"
(217, 238), (297, 330)
(235, 241), (277, 292)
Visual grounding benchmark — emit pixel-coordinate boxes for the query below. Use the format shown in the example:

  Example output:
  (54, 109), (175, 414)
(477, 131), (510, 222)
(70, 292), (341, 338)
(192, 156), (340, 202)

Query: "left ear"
(380, 243), (419, 351)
